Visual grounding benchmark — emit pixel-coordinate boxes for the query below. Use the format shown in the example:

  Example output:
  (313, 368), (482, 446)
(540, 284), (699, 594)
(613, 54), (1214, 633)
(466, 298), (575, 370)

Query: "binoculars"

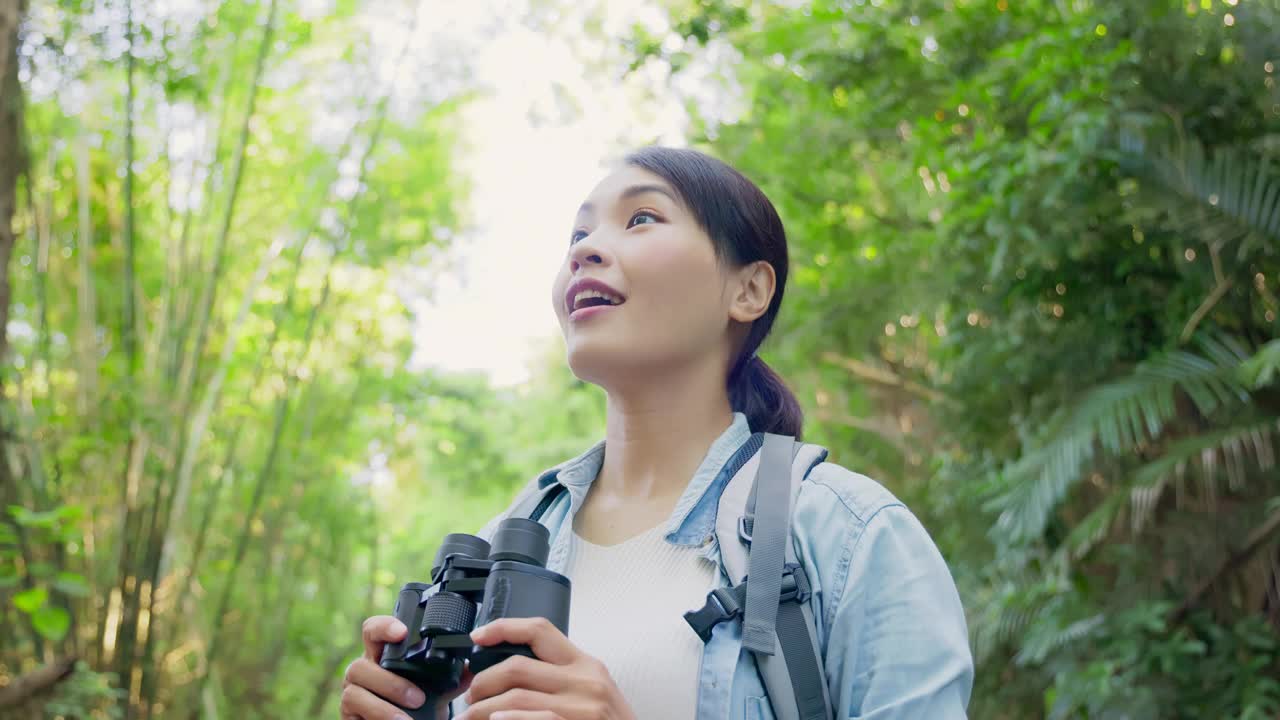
(379, 518), (572, 719)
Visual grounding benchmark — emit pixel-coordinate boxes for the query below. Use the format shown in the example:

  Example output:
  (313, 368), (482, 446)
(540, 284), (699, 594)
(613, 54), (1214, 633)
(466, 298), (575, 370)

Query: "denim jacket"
(455, 412), (973, 719)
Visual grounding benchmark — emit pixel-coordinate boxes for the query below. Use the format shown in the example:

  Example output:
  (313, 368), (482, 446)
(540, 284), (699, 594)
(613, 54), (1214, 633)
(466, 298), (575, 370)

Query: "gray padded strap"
(742, 440), (803, 540)
(741, 433), (795, 655)
(749, 436), (834, 720)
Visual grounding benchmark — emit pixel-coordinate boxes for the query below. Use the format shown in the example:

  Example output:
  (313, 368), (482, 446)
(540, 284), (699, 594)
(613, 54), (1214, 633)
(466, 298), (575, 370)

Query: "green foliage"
(38, 662), (127, 720)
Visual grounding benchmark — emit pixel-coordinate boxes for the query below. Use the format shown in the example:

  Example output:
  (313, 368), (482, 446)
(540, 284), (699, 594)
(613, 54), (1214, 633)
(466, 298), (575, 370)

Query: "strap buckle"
(683, 586), (744, 643)
(738, 515), (754, 544)
(684, 565), (812, 644)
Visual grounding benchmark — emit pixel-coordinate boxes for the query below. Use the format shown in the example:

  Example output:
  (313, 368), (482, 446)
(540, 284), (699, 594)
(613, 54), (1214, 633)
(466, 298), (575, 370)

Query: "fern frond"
(1241, 338), (1280, 388)
(1120, 134), (1280, 255)
(1014, 612), (1106, 665)
(1061, 419), (1279, 559)
(988, 338), (1251, 542)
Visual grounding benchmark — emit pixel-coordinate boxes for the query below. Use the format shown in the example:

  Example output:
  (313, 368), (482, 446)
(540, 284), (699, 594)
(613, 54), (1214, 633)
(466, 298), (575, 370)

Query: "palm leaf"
(1013, 612), (1107, 665)
(1119, 133), (1280, 256)
(1062, 419), (1280, 559)
(987, 335), (1253, 542)
(1241, 338), (1280, 388)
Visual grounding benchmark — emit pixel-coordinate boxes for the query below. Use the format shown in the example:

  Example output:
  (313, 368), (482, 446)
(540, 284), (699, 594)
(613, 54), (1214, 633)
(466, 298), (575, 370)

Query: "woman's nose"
(569, 239), (608, 273)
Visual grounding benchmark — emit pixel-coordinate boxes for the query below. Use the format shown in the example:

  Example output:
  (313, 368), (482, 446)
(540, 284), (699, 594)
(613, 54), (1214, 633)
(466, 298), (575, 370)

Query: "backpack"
(514, 432), (834, 720)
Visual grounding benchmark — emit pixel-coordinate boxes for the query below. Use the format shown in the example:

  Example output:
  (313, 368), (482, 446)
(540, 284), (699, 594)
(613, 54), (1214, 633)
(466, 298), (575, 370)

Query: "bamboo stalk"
(168, 42), (235, 383)
(121, 0), (137, 379)
(186, 267), (335, 719)
(131, 4), (280, 711)
(159, 235), (284, 577)
(307, 475), (381, 717)
(175, 0), (279, 409)
(111, 1), (143, 702)
(74, 127), (98, 421)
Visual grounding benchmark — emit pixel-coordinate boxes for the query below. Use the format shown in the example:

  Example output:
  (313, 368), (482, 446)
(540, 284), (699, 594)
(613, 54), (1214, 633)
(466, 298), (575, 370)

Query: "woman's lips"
(569, 304), (619, 322)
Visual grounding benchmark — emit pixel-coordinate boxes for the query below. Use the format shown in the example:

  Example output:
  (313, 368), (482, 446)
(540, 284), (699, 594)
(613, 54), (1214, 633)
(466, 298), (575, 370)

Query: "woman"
(340, 147), (974, 720)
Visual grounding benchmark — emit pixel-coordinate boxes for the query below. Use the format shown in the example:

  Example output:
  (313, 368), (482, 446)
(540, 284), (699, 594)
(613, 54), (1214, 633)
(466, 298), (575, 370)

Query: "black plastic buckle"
(683, 586), (743, 643)
(779, 563), (812, 604)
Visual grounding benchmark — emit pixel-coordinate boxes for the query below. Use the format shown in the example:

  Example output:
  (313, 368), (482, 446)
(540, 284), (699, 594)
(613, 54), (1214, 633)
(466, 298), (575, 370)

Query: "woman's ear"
(728, 260), (776, 323)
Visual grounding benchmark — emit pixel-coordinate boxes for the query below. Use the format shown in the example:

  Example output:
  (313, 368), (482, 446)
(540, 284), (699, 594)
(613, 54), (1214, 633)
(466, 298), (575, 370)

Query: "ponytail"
(728, 352), (804, 439)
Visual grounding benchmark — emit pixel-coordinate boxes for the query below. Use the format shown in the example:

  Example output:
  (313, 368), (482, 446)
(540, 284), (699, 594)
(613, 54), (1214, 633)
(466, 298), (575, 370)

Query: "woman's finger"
(456, 688), (583, 720)
(344, 657), (428, 712)
(464, 655), (571, 705)
(469, 618), (577, 665)
(489, 712), (565, 720)
(340, 681), (418, 720)
(362, 615), (408, 661)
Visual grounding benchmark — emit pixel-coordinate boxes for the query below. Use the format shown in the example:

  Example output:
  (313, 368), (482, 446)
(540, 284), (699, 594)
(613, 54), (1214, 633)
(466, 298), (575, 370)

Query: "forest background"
(2, 0), (1280, 718)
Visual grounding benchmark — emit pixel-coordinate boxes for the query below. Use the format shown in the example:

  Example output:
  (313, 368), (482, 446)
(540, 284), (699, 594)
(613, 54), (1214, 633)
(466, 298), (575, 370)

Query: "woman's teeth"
(573, 289), (623, 310)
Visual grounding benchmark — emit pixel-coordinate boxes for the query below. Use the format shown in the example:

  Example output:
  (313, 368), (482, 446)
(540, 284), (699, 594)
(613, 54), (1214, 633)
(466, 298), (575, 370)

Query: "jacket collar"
(532, 413), (754, 546)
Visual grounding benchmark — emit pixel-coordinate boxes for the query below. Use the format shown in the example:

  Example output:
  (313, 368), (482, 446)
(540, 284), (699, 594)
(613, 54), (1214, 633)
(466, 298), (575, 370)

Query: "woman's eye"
(627, 211), (660, 228)
(569, 229), (588, 244)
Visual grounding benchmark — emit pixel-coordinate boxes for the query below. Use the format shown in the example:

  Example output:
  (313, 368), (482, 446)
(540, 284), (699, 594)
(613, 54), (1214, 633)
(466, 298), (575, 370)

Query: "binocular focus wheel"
(423, 591), (476, 635)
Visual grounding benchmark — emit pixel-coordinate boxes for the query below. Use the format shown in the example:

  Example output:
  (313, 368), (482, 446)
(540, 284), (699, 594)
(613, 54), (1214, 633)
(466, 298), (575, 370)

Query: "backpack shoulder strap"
(684, 432), (833, 720)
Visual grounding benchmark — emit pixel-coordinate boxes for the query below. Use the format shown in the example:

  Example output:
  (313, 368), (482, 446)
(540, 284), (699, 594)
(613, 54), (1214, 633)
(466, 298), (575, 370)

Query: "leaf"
(9, 507), (60, 529)
(53, 572), (91, 598)
(14, 586), (47, 613)
(32, 605), (70, 641)
(987, 335), (1254, 542)
(1241, 339), (1280, 389)
(1120, 134), (1280, 255)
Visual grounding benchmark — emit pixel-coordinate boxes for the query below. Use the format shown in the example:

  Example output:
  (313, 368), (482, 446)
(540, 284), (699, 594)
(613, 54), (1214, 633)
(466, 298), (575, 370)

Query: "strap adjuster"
(779, 563), (812, 604)
(738, 515), (754, 544)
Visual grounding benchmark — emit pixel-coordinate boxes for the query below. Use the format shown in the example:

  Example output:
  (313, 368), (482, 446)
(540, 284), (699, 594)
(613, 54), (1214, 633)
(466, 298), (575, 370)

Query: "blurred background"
(1, 0), (1279, 717)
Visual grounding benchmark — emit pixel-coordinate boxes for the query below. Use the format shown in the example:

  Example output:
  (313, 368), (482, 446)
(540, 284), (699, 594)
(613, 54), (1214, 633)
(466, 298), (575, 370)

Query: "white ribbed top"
(566, 523), (718, 719)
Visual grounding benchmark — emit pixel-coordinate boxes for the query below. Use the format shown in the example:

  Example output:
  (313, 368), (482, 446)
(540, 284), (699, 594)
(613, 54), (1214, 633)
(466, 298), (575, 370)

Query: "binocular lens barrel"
(488, 518), (551, 566)
(431, 533), (492, 579)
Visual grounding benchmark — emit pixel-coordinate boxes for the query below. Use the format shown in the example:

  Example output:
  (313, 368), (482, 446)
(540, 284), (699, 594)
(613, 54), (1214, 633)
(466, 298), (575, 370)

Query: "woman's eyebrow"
(577, 184), (678, 216)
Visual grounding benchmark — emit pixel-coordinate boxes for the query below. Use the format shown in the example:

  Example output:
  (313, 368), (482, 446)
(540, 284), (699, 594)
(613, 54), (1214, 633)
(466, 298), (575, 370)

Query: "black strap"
(776, 601), (828, 719)
(528, 484), (566, 522)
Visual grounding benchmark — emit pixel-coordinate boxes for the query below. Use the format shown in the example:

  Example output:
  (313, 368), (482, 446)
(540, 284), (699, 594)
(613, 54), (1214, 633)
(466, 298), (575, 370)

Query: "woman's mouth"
(565, 281), (626, 321)
(569, 303), (619, 322)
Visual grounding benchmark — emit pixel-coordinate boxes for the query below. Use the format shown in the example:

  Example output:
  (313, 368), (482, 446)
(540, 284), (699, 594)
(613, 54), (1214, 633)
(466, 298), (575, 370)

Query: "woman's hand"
(340, 615), (473, 720)
(457, 617), (635, 720)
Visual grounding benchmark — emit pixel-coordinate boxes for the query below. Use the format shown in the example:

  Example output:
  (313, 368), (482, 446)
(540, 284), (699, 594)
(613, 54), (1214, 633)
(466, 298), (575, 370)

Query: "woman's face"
(551, 165), (736, 387)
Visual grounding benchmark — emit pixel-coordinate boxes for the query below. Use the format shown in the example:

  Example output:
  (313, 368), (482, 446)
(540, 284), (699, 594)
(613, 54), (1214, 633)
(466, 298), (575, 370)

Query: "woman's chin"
(565, 345), (638, 386)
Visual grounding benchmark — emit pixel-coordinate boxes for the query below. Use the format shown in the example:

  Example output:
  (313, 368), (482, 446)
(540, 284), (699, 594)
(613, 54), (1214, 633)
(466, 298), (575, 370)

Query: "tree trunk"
(0, 0), (36, 665)
(0, 656), (76, 709)
(0, 0), (26, 375)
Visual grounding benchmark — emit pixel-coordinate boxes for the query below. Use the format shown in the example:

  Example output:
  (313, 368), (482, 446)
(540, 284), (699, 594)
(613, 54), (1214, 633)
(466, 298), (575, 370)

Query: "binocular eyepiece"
(379, 518), (571, 718)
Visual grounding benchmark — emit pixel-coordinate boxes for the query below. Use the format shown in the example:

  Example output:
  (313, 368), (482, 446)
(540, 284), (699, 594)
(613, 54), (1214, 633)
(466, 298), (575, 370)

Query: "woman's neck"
(596, 357), (736, 501)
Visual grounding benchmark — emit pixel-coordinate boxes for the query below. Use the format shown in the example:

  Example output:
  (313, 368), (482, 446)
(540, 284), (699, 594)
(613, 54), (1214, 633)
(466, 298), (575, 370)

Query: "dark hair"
(623, 146), (804, 439)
